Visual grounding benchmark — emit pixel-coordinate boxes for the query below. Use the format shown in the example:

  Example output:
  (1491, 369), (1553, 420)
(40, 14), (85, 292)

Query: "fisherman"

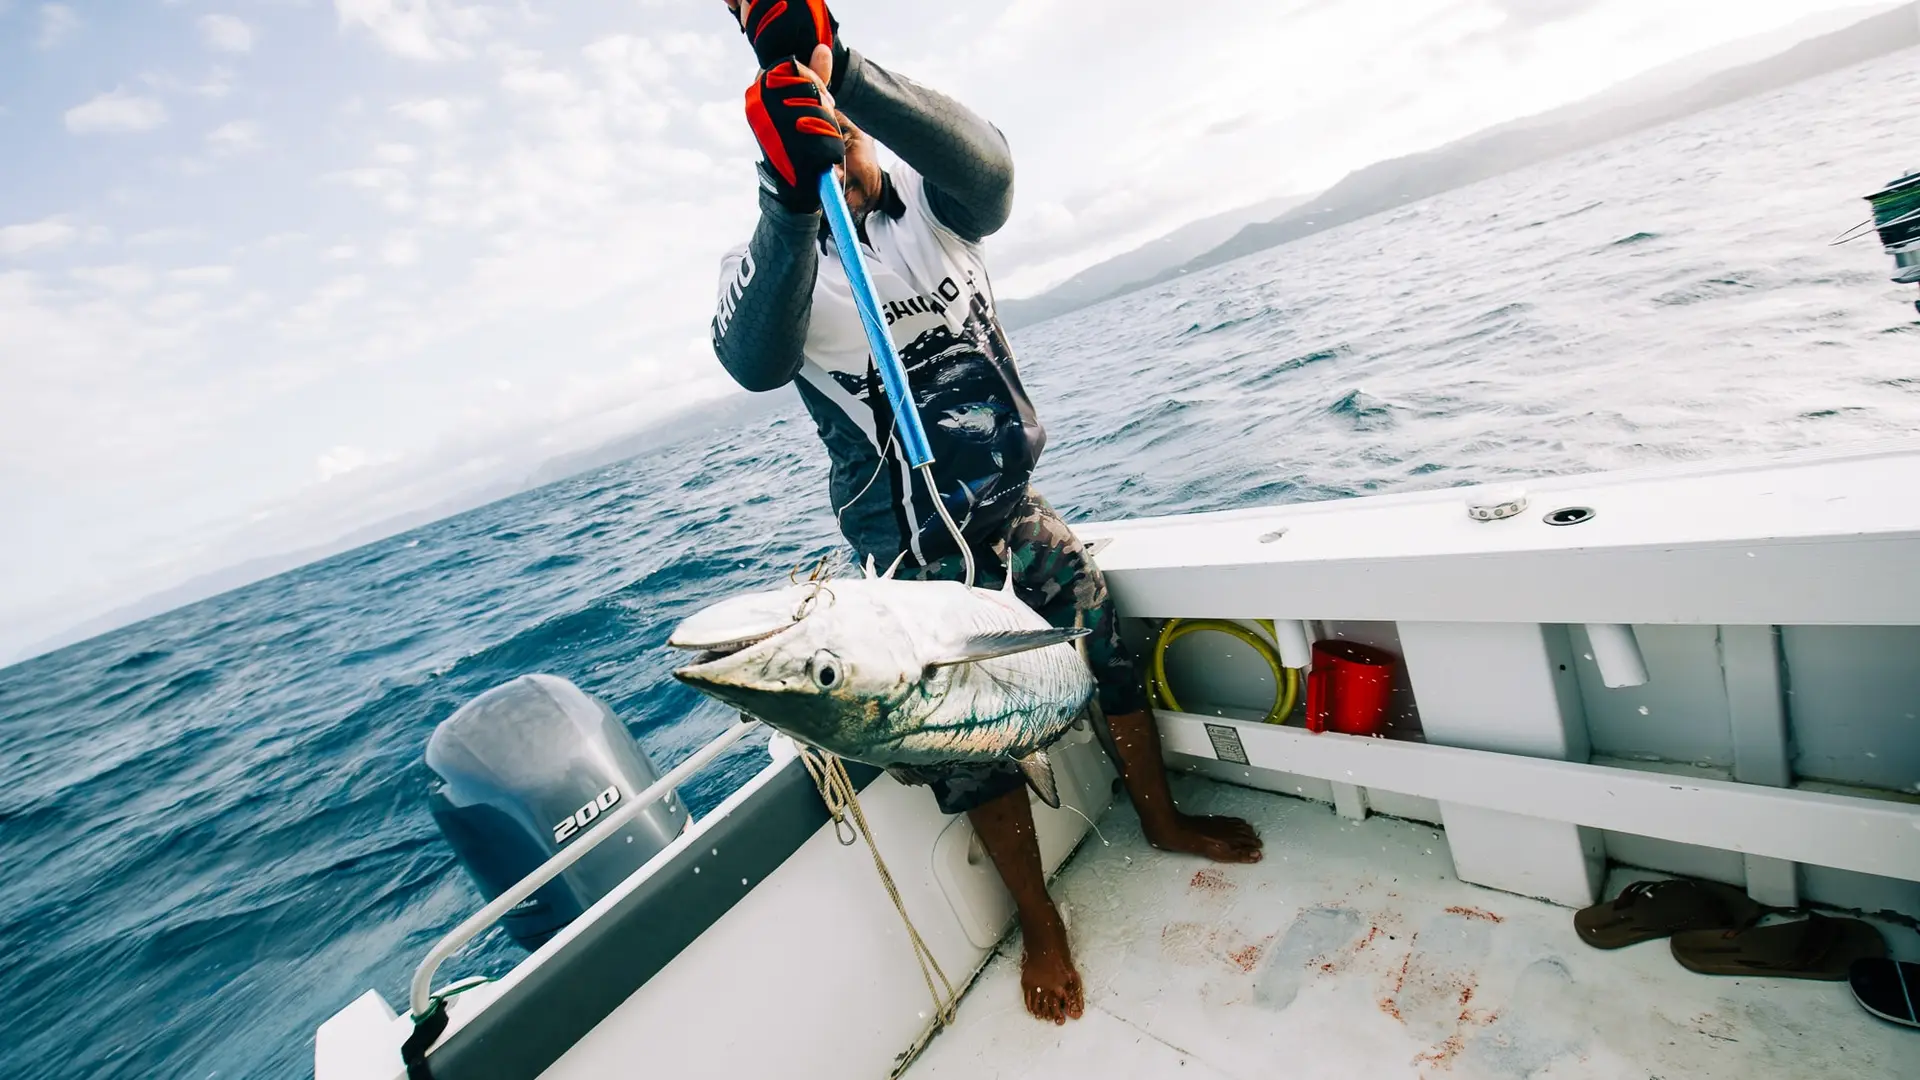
(710, 0), (1263, 1025)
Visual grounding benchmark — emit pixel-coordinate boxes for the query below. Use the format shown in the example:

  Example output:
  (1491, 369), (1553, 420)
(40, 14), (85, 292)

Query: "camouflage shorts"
(884, 488), (1148, 815)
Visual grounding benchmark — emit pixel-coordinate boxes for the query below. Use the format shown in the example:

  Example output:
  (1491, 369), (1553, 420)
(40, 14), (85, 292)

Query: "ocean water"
(4, 48), (1918, 1080)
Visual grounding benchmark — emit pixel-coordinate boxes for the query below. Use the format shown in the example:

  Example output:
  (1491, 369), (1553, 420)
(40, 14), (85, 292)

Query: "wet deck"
(910, 776), (1911, 1080)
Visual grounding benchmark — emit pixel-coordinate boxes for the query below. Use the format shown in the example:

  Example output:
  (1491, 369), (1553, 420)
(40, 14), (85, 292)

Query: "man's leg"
(999, 491), (1264, 863)
(937, 767), (1085, 1024)
(1106, 708), (1263, 862)
(898, 542), (1089, 1025)
(966, 785), (1084, 1025)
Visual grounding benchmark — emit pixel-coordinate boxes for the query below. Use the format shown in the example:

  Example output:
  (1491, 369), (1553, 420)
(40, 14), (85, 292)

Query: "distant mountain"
(1089, 3), (1920, 316)
(997, 193), (1310, 329)
(1548, 4), (1899, 117)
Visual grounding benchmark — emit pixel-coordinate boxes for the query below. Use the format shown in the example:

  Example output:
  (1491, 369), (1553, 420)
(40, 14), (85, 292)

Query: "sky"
(0, 0), (1885, 657)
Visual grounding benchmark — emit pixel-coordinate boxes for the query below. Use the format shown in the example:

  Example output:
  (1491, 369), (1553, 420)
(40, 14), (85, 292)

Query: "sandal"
(1671, 912), (1888, 981)
(1849, 957), (1920, 1027)
(1575, 878), (1766, 949)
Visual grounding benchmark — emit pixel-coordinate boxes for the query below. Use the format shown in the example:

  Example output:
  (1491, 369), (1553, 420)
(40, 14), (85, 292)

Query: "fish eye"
(809, 649), (842, 690)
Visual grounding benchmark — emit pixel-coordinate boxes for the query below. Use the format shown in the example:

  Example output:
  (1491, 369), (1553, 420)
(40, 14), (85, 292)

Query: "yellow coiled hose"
(1146, 618), (1300, 725)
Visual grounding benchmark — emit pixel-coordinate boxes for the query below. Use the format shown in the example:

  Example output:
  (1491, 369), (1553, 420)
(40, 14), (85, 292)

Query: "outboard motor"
(426, 674), (690, 950)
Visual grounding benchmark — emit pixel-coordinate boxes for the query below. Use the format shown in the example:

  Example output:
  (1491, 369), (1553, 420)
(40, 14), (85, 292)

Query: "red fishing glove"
(733, 0), (847, 91)
(744, 59), (845, 212)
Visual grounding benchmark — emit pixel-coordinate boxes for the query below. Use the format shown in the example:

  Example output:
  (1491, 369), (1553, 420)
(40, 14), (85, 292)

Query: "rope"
(795, 746), (959, 1037)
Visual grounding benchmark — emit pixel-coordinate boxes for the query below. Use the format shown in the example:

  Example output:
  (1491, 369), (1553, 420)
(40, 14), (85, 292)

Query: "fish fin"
(883, 550), (910, 580)
(863, 555), (877, 579)
(928, 627), (1091, 667)
(1016, 748), (1061, 809)
(1002, 553), (1016, 594)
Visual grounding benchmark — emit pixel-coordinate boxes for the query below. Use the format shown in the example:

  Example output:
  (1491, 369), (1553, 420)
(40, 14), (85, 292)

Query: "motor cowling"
(426, 674), (690, 950)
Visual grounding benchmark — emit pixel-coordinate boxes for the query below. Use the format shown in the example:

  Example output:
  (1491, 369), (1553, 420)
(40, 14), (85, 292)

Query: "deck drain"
(1544, 506), (1596, 526)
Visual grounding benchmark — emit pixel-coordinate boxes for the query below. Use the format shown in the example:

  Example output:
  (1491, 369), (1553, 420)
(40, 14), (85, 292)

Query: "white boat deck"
(911, 776), (1912, 1080)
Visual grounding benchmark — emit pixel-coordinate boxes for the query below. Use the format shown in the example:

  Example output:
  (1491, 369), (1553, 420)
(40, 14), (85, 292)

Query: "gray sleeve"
(710, 191), (822, 393)
(836, 50), (1014, 243)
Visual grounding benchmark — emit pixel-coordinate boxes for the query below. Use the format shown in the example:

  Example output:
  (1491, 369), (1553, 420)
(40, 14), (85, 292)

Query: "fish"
(667, 564), (1094, 807)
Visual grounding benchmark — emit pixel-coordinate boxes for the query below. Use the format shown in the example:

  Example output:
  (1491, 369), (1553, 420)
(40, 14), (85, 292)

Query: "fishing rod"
(817, 170), (977, 587)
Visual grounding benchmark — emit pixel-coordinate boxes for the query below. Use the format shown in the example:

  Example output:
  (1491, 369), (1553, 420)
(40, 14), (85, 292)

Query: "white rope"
(795, 746), (959, 1038)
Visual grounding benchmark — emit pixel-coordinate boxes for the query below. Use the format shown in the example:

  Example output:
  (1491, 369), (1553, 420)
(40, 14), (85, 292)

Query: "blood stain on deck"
(1189, 869), (1234, 893)
(1414, 1032), (1468, 1069)
(1444, 905), (1504, 922)
(1226, 941), (1265, 972)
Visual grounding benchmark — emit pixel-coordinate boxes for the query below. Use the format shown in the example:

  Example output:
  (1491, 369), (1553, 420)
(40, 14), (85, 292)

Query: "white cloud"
(501, 64), (579, 99)
(143, 67), (237, 100)
(380, 232), (420, 266)
(198, 14), (255, 53)
(167, 265), (234, 287)
(334, 0), (491, 62)
(391, 97), (469, 129)
(70, 264), (154, 294)
(206, 120), (263, 155)
(0, 217), (78, 256)
(127, 227), (206, 248)
(1491, 0), (1603, 31)
(36, 3), (80, 50)
(325, 244), (359, 260)
(284, 274), (367, 328)
(65, 91), (168, 134)
(323, 165), (414, 212)
(195, 68), (236, 99)
(316, 445), (371, 481)
(373, 142), (418, 164)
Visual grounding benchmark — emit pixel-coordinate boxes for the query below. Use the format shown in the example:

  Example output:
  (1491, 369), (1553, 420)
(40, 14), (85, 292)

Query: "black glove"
(744, 59), (845, 213)
(735, 0), (848, 92)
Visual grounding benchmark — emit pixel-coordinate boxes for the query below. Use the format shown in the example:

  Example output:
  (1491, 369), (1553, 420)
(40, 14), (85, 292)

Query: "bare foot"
(1019, 911), (1085, 1025)
(1143, 812), (1263, 863)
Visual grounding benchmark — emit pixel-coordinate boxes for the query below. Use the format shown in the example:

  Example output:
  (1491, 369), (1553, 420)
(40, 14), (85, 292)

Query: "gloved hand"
(728, 0), (848, 91)
(744, 59), (845, 213)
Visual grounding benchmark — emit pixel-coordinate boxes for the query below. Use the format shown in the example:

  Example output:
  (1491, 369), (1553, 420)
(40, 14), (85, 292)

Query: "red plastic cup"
(1304, 640), (1397, 736)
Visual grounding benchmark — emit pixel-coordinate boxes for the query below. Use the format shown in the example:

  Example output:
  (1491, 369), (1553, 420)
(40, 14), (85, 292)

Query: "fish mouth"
(667, 584), (820, 655)
(669, 622), (802, 694)
(672, 631), (771, 686)
(668, 584), (821, 690)
(680, 628), (778, 667)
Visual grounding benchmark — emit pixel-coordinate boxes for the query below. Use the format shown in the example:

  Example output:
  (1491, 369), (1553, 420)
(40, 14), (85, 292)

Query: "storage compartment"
(1124, 615), (1423, 739)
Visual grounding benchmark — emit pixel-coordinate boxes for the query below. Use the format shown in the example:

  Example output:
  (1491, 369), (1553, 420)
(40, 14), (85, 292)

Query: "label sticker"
(1204, 723), (1249, 766)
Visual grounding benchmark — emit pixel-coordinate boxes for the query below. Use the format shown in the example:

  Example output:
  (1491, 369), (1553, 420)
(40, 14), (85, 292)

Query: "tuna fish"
(668, 565), (1094, 806)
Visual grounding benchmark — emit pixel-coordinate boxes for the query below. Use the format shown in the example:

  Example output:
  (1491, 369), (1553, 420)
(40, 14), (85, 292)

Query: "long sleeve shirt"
(709, 51), (1042, 566)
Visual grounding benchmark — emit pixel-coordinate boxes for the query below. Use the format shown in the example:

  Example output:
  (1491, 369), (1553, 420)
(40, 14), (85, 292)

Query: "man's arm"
(712, 59), (851, 393)
(711, 192), (820, 393)
(836, 50), (1014, 243)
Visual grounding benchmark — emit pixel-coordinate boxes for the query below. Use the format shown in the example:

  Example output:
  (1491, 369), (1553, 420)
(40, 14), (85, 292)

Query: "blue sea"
(3, 49), (1917, 1080)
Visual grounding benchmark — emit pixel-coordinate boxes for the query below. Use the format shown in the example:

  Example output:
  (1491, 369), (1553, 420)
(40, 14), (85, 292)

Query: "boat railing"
(408, 719), (763, 1018)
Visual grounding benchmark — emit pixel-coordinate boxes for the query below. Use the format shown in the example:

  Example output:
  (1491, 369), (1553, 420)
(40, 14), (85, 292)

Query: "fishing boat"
(314, 438), (1920, 1079)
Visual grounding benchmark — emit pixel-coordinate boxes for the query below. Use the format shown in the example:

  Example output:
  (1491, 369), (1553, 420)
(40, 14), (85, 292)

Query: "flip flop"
(1671, 913), (1888, 980)
(1850, 957), (1920, 1028)
(1574, 878), (1767, 949)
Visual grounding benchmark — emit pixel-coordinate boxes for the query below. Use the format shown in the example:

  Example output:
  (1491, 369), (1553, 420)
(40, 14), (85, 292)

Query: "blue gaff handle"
(819, 170), (935, 469)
